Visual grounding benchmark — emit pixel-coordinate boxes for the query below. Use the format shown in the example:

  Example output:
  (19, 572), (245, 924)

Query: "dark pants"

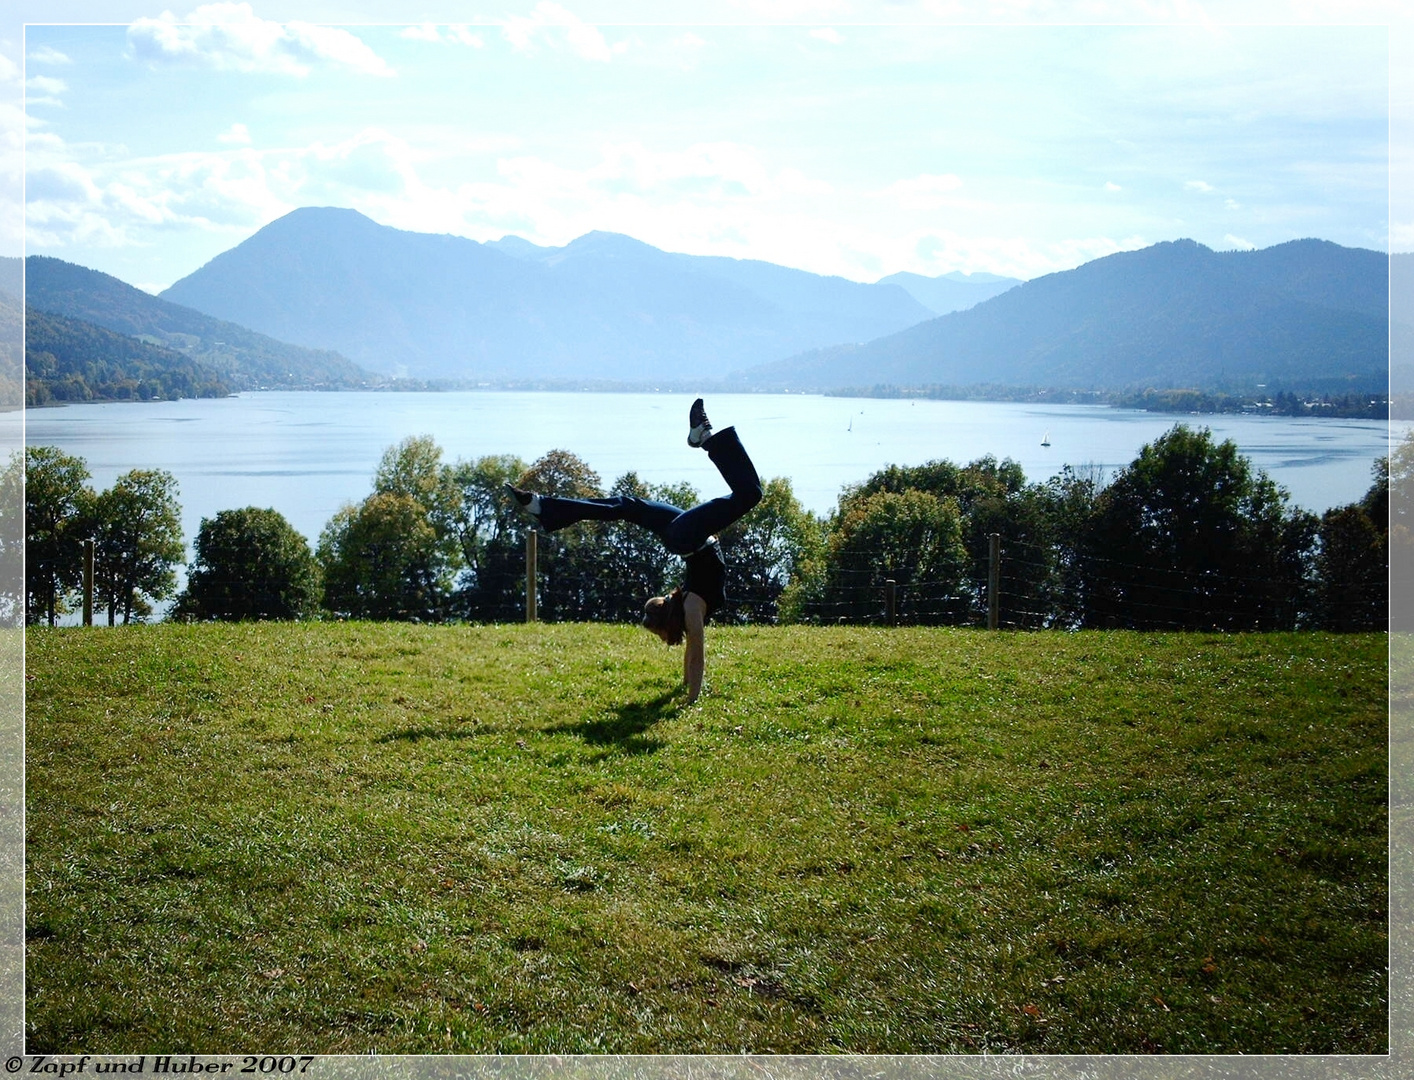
(535, 426), (762, 555)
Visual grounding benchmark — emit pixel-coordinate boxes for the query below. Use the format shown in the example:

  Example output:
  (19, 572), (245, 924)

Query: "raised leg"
(662, 426), (762, 552)
(534, 494), (685, 538)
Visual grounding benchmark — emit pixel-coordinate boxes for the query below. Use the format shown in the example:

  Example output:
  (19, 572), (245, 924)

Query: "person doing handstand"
(507, 399), (761, 704)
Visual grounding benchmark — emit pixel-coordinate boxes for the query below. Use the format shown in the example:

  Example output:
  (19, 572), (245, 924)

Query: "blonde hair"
(642, 589), (686, 646)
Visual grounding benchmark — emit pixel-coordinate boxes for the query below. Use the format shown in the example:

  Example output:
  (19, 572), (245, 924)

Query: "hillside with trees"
(0, 286), (20, 408)
(25, 256), (373, 391)
(25, 307), (230, 405)
(1392, 251), (1414, 396)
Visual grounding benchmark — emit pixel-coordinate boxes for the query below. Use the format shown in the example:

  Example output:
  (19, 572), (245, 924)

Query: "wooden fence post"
(83, 538), (94, 627)
(987, 533), (1001, 630)
(884, 579), (897, 626)
(525, 530), (538, 623)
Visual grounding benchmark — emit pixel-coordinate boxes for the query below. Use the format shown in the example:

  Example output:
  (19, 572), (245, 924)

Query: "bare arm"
(682, 591), (707, 704)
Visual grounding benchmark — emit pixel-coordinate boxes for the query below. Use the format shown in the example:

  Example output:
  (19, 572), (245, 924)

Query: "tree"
(446, 453), (532, 622)
(91, 469), (185, 625)
(517, 449), (602, 500)
(1034, 464), (1106, 627)
(374, 434), (462, 556)
(173, 507), (321, 621)
(1085, 425), (1316, 630)
(315, 436), (473, 622)
(1313, 458), (1388, 631)
(514, 450), (605, 623)
(819, 454), (1054, 626)
(809, 488), (969, 624)
(720, 476), (823, 623)
(1315, 505), (1386, 631)
(318, 492), (453, 620)
(24, 446), (93, 626)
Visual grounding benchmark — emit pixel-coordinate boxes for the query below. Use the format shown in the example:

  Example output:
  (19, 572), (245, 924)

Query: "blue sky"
(4, 2), (1406, 293)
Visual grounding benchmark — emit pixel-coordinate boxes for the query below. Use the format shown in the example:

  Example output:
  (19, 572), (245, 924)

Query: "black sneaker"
(687, 397), (713, 448)
(505, 484), (540, 516)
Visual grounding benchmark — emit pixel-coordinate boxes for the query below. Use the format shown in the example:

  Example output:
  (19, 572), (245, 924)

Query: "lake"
(16, 390), (1398, 558)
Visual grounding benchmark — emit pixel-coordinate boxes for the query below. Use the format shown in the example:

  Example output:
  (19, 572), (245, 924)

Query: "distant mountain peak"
(279, 205), (376, 224)
(554, 231), (668, 261)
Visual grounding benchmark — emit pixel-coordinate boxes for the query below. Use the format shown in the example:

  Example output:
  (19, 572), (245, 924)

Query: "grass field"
(25, 623), (1388, 1055)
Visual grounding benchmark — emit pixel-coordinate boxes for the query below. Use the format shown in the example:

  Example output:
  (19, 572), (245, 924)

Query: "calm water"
(17, 391), (1397, 556)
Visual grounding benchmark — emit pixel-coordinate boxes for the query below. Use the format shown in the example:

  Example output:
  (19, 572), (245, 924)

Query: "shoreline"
(13, 381), (1395, 421)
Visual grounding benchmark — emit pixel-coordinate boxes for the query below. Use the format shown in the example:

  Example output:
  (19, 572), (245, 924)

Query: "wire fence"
(717, 534), (1383, 632)
(44, 528), (1387, 632)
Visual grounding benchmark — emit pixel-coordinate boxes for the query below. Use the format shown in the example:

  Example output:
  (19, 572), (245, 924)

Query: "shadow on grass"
(375, 721), (493, 744)
(547, 688), (680, 755)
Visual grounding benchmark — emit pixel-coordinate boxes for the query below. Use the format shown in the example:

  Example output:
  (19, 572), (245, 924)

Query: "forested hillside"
(0, 286), (20, 408)
(747, 239), (1389, 394)
(26, 256), (372, 391)
(1393, 252), (1414, 393)
(25, 307), (230, 405)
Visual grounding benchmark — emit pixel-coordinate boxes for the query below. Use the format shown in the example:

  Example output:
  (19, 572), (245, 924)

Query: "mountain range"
(160, 207), (940, 383)
(744, 239), (1392, 394)
(12, 212), (1402, 402)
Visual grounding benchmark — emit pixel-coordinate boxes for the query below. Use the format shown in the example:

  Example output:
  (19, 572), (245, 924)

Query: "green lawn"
(25, 623), (1388, 1055)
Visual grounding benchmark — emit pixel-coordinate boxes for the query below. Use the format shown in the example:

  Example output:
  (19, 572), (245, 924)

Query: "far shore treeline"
(12, 423), (1397, 634)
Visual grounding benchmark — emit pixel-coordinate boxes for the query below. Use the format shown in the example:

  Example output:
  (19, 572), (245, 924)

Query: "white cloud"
(883, 173), (965, 211)
(502, 3), (625, 63)
(399, 23), (484, 47)
(0, 53), (18, 86)
(23, 123), (451, 262)
(907, 228), (1149, 281)
(810, 28), (844, 44)
(127, 3), (395, 78)
(726, 0), (851, 17)
(448, 25), (485, 47)
(27, 46), (72, 65)
(217, 122), (251, 145)
(1224, 234), (1256, 249)
(24, 73), (65, 107)
(399, 24), (442, 43)
(1105, 181), (1122, 192)
(1225, 198), (1241, 210)
(1185, 179), (1215, 193)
